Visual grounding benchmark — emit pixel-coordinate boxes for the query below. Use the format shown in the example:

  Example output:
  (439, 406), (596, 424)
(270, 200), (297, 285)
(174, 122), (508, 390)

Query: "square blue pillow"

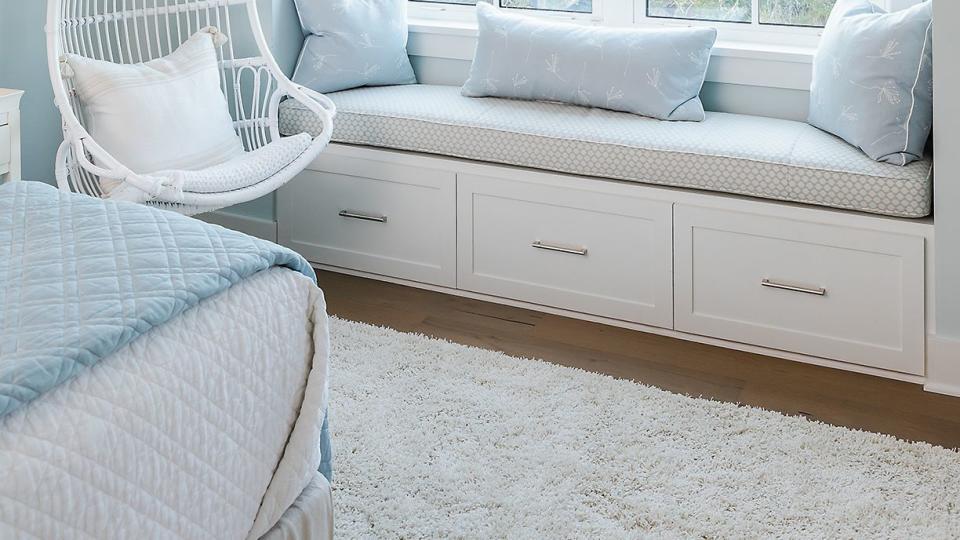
(808, 0), (933, 165)
(292, 0), (417, 94)
(462, 3), (716, 121)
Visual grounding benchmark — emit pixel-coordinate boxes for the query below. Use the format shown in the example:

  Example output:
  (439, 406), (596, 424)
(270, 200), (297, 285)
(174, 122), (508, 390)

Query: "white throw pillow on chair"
(64, 27), (245, 175)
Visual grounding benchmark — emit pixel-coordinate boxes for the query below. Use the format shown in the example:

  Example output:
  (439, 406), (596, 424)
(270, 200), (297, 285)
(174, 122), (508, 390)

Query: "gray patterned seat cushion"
(279, 84), (933, 218)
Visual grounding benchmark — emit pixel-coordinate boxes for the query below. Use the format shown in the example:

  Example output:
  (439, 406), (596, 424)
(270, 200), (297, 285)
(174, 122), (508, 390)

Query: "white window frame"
(408, 0), (604, 25)
(408, 0), (920, 49)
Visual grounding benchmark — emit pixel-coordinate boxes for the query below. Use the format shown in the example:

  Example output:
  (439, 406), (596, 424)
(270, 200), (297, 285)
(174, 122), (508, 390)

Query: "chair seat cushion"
(107, 134), (313, 204)
(164, 133), (313, 193)
(279, 84), (933, 218)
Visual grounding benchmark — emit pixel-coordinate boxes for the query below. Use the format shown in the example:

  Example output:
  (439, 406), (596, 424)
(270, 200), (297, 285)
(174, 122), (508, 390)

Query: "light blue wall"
(272, 0), (306, 76)
(933, 2), (960, 340)
(0, 0), (304, 220)
(0, 1), (62, 186)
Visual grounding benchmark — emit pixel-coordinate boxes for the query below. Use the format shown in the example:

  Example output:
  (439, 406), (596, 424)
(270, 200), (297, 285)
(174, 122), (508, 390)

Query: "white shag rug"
(327, 318), (960, 538)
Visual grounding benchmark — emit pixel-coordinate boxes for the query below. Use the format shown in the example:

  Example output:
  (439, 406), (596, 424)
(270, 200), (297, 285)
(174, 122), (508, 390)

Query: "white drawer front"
(675, 205), (925, 374)
(278, 156), (456, 287)
(0, 125), (9, 167)
(458, 174), (673, 327)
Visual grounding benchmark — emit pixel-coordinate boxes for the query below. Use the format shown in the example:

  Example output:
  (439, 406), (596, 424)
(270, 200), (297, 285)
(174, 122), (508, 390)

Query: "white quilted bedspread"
(0, 268), (330, 540)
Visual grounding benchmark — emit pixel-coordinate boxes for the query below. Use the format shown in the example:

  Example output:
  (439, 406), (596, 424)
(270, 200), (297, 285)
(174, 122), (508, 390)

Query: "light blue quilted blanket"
(0, 183), (335, 480)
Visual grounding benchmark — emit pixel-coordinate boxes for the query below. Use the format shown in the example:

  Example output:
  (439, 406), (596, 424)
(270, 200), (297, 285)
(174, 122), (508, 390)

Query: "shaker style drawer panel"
(457, 174), (673, 328)
(278, 156), (456, 287)
(674, 205), (925, 374)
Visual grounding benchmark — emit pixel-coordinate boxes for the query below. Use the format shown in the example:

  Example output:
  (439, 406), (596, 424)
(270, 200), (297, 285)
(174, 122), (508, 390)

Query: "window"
(412, 0), (477, 6)
(414, 0), (477, 4)
(646, 0), (751, 24)
(501, 0), (593, 14)
(411, 0), (593, 14)
(759, 0), (836, 27)
(646, 0), (837, 28)
(408, 0), (920, 47)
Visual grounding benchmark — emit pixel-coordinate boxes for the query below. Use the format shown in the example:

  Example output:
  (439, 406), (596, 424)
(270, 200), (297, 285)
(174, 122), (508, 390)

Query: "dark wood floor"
(317, 269), (960, 450)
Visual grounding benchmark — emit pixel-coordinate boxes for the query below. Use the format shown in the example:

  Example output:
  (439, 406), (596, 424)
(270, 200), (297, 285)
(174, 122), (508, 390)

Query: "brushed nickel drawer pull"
(531, 240), (588, 256)
(761, 279), (827, 296)
(338, 210), (387, 223)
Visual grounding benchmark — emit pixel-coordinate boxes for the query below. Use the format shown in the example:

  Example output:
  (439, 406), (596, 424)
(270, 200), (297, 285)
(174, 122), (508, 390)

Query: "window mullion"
(601, 0), (633, 26)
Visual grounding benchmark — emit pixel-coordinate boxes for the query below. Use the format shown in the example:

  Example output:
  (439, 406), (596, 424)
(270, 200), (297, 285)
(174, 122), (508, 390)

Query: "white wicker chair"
(46, 0), (335, 215)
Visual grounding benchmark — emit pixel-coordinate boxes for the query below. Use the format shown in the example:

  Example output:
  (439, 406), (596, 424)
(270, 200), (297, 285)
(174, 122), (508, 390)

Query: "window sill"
(408, 18), (816, 91)
(409, 19), (479, 38)
(712, 41), (815, 65)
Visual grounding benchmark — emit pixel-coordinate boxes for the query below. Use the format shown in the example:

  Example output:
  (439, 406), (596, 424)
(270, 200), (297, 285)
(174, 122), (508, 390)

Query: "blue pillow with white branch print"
(292, 0), (416, 94)
(809, 0), (932, 165)
(462, 3), (716, 121)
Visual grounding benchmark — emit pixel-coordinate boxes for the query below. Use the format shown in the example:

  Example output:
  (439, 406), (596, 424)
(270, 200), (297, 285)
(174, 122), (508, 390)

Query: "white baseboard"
(199, 211), (278, 243)
(925, 334), (960, 397)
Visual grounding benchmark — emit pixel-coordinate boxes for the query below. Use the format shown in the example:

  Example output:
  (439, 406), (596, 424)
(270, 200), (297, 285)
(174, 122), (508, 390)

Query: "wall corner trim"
(924, 334), (960, 397)
(199, 211), (279, 243)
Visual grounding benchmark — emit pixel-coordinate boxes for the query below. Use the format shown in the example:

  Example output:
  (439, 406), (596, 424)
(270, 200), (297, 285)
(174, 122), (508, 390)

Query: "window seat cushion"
(279, 84), (933, 218)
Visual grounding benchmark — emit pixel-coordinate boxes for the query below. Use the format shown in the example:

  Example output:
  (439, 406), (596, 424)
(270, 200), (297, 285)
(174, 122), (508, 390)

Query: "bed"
(0, 181), (332, 539)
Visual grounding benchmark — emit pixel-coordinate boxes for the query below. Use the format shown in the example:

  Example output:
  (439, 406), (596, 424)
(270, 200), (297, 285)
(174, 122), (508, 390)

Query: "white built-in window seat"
(276, 83), (936, 388)
(280, 84), (933, 219)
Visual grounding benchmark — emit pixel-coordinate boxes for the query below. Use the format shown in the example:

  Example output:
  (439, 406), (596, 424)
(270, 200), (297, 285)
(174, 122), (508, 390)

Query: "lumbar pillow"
(461, 3), (716, 121)
(808, 0), (933, 165)
(292, 0), (417, 94)
(64, 27), (245, 174)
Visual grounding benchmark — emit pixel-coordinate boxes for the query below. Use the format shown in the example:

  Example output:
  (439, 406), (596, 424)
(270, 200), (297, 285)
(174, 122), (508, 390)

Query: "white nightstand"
(0, 89), (24, 183)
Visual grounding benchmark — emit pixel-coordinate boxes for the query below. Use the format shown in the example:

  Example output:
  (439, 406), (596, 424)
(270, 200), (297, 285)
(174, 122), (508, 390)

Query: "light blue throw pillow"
(292, 0), (417, 94)
(462, 3), (716, 121)
(808, 0), (932, 165)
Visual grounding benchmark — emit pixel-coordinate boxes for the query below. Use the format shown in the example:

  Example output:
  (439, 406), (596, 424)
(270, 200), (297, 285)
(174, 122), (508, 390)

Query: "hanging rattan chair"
(46, 0), (335, 215)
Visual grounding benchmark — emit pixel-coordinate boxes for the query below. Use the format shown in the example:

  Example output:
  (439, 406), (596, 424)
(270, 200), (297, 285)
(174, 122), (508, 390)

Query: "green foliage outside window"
(648, 0), (836, 27)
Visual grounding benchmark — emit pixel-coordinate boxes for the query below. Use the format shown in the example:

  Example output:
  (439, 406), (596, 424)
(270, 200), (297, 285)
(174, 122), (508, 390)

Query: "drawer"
(0, 125), (9, 167)
(458, 174), (673, 327)
(674, 205), (925, 374)
(277, 155), (456, 287)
